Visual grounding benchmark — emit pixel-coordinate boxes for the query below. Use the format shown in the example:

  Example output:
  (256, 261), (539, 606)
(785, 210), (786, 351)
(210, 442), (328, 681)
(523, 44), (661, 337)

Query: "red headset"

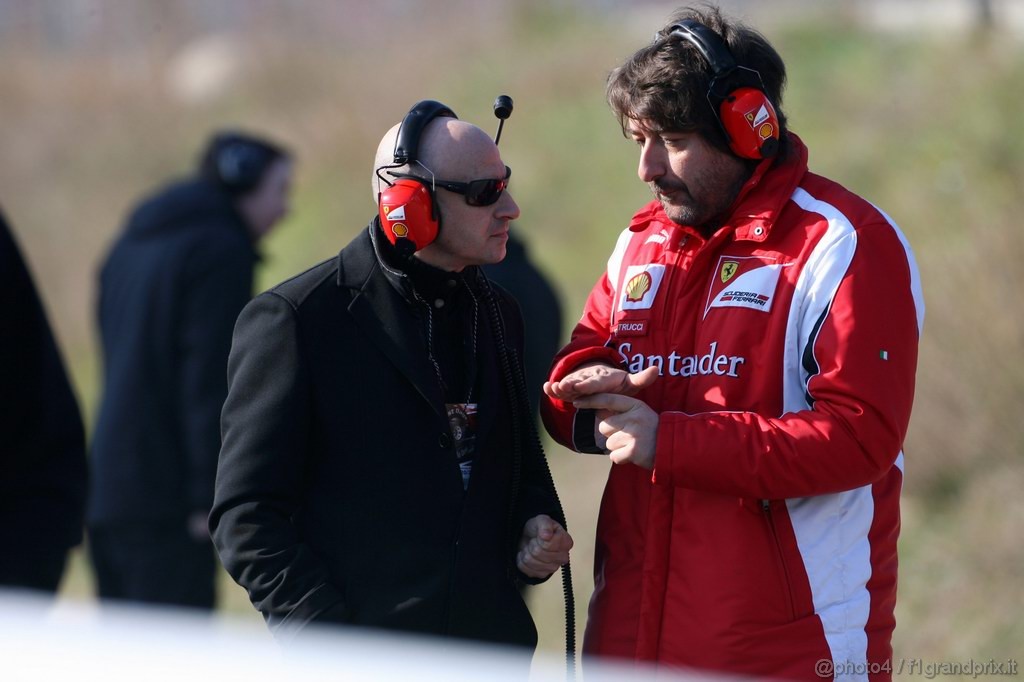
(666, 20), (780, 160)
(377, 100), (458, 256)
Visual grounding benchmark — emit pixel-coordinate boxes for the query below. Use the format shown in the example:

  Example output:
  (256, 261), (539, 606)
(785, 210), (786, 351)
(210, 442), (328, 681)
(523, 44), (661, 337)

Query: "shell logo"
(625, 271), (652, 302)
(392, 223), (409, 237)
(758, 122), (775, 141)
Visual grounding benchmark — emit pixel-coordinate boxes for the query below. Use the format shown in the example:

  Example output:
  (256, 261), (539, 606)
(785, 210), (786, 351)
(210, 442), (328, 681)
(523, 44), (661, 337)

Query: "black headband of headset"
(392, 100), (458, 165)
(665, 20), (766, 105)
(666, 20), (736, 77)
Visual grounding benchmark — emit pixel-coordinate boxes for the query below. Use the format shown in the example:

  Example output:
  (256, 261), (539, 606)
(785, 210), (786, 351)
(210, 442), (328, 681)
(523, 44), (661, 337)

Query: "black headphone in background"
(377, 100), (458, 256)
(666, 20), (780, 159)
(215, 140), (272, 193)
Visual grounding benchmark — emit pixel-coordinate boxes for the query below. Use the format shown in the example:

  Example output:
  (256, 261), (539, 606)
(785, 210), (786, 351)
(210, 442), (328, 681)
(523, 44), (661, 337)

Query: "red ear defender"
(378, 178), (438, 254)
(665, 20), (781, 161)
(376, 100), (458, 255)
(719, 87), (780, 160)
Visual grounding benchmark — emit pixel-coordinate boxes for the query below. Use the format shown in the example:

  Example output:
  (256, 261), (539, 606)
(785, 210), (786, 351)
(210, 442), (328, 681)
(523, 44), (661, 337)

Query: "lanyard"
(413, 283), (479, 404)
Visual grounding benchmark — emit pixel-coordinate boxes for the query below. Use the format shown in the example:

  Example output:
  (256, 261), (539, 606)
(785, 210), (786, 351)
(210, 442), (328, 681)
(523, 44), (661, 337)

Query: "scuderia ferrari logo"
(384, 204), (406, 220)
(745, 104), (770, 129)
(705, 255), (791, 317)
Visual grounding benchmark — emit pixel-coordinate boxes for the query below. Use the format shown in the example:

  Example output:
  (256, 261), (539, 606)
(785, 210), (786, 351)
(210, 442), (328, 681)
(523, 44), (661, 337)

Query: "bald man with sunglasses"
(211, 102), (572, 654)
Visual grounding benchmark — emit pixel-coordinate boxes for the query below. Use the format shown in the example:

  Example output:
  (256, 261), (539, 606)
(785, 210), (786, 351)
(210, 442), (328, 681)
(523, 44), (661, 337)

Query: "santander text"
(617, 341), (745, 378)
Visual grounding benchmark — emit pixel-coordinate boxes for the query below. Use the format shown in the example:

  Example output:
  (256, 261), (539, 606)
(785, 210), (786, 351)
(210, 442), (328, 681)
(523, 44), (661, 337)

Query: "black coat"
(88, 179), (256, 526)
(210, 223), (561, 649)
(0, 208), (87, 591)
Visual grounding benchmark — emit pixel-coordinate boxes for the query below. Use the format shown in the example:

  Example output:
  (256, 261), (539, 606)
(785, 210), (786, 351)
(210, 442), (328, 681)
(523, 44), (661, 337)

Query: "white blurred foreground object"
(0, 591), (714, 682)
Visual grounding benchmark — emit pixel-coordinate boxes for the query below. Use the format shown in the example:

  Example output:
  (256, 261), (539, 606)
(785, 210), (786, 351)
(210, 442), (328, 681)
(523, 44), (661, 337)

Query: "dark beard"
(654, 164), (753, 238)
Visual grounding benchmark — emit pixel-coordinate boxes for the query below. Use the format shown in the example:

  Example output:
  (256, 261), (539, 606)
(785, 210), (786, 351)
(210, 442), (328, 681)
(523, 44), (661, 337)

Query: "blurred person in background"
(483, 233), (564, 603)
(210, 100), (571, 654)
(87, 131), (293, 610)
(0, 208), (87, 594)
(541, 5), (923, 679)
(483, 232), (563, 421)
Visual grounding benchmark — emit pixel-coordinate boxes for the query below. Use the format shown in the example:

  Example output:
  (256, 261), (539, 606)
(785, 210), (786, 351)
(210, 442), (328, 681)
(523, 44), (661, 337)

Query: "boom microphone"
(493, 95), (513, 145)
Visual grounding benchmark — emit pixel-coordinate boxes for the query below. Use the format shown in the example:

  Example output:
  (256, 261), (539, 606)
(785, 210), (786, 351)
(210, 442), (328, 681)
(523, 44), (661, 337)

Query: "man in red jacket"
(541, 5), (923, 680)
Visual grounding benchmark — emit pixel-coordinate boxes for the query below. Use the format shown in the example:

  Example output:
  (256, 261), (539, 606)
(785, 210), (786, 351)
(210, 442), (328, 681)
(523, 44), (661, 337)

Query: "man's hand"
(574, 393), (659, 470)
(544, 363), (659, 402)
(516, 514), (573, 579)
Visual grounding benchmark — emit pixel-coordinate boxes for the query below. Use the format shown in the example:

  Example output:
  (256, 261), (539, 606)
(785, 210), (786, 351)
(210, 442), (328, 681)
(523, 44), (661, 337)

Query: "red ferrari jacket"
(542, 135), (923, 680)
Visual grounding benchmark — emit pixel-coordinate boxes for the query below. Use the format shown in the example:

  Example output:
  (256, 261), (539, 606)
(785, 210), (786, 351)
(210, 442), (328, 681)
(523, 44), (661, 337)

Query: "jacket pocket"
(761, 499), (797, 622)
(272, 582), (349, 641)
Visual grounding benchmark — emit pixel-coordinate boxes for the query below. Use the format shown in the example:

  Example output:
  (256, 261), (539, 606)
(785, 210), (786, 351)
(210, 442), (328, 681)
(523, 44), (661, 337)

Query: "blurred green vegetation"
(1, 1), (1021, 668)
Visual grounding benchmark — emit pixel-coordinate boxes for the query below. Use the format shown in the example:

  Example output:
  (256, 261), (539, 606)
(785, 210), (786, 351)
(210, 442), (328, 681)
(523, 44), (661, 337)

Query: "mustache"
(652, 178), (688, 195)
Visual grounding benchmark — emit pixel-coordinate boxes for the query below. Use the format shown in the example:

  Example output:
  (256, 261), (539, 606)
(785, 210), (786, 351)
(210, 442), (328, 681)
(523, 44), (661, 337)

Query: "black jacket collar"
(333, 220), (500, 438)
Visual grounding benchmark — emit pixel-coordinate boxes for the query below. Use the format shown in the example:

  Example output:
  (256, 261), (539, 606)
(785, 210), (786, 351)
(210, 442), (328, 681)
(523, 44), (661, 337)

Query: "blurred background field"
(2, 0), (1022, 672)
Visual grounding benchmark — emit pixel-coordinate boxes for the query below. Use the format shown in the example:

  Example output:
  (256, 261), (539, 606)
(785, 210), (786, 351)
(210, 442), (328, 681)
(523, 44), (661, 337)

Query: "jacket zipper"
(762, 499), (797, 621)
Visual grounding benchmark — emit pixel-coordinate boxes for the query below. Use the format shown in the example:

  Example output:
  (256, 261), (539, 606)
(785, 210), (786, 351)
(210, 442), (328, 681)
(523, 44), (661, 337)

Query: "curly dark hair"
(606, 4), (789, 159)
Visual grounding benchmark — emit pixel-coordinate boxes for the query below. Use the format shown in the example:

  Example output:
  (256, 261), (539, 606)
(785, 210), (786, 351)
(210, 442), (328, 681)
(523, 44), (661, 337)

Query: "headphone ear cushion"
(378, 179), (440, 252)
(718, 87), (780, 160)
(217, 143), (265, 191)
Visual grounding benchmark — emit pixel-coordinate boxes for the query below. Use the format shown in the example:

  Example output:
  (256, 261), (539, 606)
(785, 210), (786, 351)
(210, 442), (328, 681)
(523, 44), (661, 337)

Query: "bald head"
(371, 117), (500, 201)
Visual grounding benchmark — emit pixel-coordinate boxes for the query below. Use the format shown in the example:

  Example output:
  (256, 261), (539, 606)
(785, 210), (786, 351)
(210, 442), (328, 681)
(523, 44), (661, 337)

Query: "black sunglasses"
(387, 166), (511, 207)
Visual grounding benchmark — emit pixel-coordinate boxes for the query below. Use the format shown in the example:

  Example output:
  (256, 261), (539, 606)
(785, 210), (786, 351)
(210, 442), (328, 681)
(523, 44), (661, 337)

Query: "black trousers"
(89, 521), (216, 610)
